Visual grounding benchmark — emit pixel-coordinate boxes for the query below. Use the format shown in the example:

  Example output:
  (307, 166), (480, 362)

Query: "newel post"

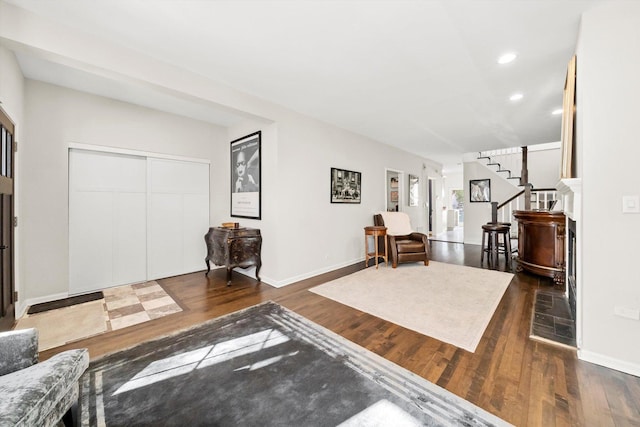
(491, 202), (498, 223)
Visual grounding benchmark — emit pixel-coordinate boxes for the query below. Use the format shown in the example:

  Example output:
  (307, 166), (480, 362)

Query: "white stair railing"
(496, 188), (559, 240)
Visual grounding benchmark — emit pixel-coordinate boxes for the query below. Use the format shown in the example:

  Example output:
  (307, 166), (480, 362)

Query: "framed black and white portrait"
(330, 167), (361, 204)
(231, 131), (261, 219)
(469, 179), (491, 203)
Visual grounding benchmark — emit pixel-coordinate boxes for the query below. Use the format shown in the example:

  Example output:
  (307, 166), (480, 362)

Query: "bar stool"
(487, 222), (516, 258)
(481, 223), (512, 270)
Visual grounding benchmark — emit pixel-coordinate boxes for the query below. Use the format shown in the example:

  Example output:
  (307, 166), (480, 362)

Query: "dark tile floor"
(530, 289), (576, 348)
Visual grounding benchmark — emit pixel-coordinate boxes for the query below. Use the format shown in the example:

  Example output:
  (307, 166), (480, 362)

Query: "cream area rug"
(15, 281), (182, 351)
(310, 261), (513, 352)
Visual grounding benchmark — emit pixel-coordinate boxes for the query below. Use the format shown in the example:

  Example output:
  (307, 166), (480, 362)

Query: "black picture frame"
(231, 131), (261, 219)
(469, 179), (491, 203)
(330, 167), (361, 204)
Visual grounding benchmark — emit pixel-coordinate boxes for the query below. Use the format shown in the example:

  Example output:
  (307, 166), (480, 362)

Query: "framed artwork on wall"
(408, 174), (419, 206)
(231, 131), (261, 219)
(560, 55), (576, 179)
(470, 179), (491, 203)
(331, 167), (361, 203)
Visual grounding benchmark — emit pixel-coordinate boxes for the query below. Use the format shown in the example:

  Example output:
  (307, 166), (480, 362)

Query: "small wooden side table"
(364, 226), (388, 269)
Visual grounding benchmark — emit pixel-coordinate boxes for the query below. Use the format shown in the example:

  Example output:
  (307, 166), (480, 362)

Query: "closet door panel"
(147, 159), (209, 279)
(69, 150), (147, 294)
(69, 192), (114, 294)
(147, 193), (183, 280)
(183, 194), (209, 272)
(114, 193), (147, 285)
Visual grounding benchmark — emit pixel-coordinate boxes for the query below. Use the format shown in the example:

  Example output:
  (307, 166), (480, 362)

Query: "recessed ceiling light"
(552, 108), (563, 115)
(510, 93), (523, 101)
(498, 52), (517, 64)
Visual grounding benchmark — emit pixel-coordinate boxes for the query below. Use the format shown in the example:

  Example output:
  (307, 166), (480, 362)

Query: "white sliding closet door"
(69, 150), (147, 294)
(147, 158), (209, 280)
(70, 149), (210, 294)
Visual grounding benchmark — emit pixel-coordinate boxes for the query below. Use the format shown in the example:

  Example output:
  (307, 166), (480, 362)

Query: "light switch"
(622, 195), (640, 213)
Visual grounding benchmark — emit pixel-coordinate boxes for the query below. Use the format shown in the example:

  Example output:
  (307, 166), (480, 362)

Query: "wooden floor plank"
(39, 241), (640, 425)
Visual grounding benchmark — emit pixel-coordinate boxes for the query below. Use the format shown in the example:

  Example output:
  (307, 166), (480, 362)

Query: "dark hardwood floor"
(41, 241), (640, 426)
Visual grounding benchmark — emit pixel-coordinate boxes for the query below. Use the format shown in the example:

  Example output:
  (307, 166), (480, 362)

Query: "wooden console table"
(513, 210), (565, 288)
(204, 227), (262, 286)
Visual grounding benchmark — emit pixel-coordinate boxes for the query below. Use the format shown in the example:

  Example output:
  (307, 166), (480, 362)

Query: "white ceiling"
(5, 0), (606, 169)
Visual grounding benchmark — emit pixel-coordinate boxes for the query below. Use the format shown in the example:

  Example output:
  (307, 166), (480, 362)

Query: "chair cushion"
(379, 212), (413, 236)
(396, 239), (425, 253)
(0, 349), (89, 427)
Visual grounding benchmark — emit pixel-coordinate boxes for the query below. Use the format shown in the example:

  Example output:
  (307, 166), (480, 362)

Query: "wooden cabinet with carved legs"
(205, 227), (262, 286)
(513, 210), (566, 289)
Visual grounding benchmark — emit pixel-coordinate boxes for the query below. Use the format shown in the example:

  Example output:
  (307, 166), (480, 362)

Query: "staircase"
(477, 147), (523, 186)
(476, 147), (559, 242)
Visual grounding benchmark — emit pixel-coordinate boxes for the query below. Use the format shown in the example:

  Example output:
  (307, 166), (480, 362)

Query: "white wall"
(576, 2), (640, 375)
(528, 147), (562, 188)
(20, 83), (438, 293)
(21, 81), (227, 304)
(0, 47), (23, 124)
(252, 111), (437, 286)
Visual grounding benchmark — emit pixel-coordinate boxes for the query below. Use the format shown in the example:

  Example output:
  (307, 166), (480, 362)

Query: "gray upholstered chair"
(0, 328), (89, 427)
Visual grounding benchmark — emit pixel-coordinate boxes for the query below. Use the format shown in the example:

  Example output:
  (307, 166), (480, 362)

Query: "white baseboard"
(262, 258), (363, 288)
(578, 349), (640, 377)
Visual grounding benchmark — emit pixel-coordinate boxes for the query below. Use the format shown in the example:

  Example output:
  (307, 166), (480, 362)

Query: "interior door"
(0, 108), (15, 331)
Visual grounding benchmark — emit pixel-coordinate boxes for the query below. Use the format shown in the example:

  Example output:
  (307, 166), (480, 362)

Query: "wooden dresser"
(513, 210), (566, 288)
(204, 227), (262, 286)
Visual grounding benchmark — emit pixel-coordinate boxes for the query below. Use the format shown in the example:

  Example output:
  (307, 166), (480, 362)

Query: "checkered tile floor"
(16, 281), (183, 351)
(103, 281), (183, 331)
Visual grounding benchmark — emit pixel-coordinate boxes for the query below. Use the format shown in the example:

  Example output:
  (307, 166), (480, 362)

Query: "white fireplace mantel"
(556, 177), (582, 349)
(557, 178), (582, 222)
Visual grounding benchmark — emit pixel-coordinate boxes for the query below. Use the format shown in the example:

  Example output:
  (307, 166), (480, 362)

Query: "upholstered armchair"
(374, 212), (430, 268)
(0, 328), (89, 427)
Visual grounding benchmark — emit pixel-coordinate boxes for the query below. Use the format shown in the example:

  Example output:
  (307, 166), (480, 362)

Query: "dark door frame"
(0, 106), (15, 331)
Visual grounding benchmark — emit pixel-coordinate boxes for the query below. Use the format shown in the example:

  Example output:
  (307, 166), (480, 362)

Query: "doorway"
(432, 188), (464, 243)
(427, 178), (434, 235)
(385, 169), (404, 212)
(0, 108), (15, 331)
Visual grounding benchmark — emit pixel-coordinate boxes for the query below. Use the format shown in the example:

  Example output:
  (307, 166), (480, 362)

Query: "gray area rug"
(79, 302), (511, 426)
